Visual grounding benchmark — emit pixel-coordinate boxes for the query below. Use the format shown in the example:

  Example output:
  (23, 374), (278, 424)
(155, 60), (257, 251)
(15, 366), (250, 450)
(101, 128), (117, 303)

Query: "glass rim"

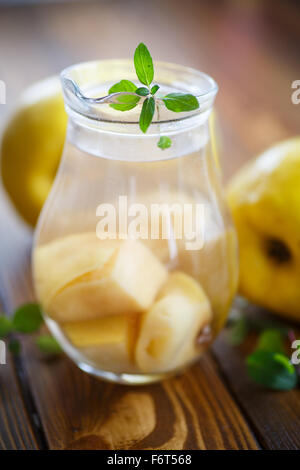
(60, 59), (218, 126)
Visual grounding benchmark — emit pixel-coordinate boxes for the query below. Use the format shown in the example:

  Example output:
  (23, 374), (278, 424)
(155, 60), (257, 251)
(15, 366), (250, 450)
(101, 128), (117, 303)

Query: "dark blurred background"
(0, 0), (299, 178)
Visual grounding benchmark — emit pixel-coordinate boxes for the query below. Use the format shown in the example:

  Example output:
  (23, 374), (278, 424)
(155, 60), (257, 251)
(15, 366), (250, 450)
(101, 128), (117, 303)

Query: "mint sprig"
(134, 42), (154, 86)
(0, 303), (62, 357)
(163, 93), (199, 112)
(246, 328), (297, 390)
(136, 87), (149, 96)
(227, 301), (299, 391)
(157, 136), (172, 150)
(139, 96), (155, 133)
(35, 335), (62, 355)
(13, 303), (43, 333)
(0, 316), (14, 338)
(108, 43), (200, 149)
(246, 350), (297, 391)
(151, 84), (160, 95)
(108, 80), (140, 111)
(256, 329), (286, 354)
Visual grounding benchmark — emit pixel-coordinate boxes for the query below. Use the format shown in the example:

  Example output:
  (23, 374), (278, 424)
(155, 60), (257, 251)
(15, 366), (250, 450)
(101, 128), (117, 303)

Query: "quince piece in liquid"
(35, 234), (167, 322)
(146, 226), (238, 332)
(34, 232), (120, 309)
(138, 190), (237, 323)
(136, 271), (212, 373)
(62, 315), (139, 374)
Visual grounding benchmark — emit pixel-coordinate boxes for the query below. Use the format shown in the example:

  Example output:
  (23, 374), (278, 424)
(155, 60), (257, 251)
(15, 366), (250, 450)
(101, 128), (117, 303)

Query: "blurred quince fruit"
(1, 76), (67, 226)
(227, 138), (300, 322)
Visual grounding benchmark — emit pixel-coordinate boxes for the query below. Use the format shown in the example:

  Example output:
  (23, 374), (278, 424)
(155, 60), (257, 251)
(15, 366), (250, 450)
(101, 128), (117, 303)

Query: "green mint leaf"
(246, 350), (297, 391)
(136, 87), (149, 96)
(139, 96), (155, 133)
(109, 80), (137, 93)
(157, 136), (172, 150)
(256, 329), (285, 354)
(151, 85), (160, 95)
(134, 43), (154, 86)
(163, 93), (199, 112)
(110, 95), (140, 112)
(0, 315), (14, 338)
(35, 335), (62, 355)
(109, 80), (139, 111)
(9, 338), (21, 356)
(228, 316), (249, 346)
(13, 303), (43, 334)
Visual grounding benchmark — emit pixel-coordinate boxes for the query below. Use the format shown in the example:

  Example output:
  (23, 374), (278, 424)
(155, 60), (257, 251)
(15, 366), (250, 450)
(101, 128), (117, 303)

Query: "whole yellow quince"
(227, 138), (300, 322)
(1, 76), (67, 226)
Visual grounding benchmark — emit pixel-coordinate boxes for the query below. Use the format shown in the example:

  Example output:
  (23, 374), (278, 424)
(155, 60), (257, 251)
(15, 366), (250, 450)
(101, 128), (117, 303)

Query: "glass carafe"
(32, 60), (238, 384)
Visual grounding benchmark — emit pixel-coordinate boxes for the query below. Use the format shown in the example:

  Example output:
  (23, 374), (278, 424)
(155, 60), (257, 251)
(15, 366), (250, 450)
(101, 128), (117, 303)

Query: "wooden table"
(0, 0), (299, 450)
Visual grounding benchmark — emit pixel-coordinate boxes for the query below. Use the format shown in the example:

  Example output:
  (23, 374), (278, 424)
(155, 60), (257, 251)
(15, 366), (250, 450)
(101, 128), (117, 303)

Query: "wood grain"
(214, 338), (300, 450)
(0, 329), (39, 449)
(0, 196), (41, 449)
(213, 307), (300, 451)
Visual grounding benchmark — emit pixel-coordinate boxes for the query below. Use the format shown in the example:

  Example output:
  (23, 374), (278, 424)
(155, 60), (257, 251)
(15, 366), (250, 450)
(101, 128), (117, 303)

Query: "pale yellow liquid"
(33, 126), (238, 381)
(33, 223), (237, 377)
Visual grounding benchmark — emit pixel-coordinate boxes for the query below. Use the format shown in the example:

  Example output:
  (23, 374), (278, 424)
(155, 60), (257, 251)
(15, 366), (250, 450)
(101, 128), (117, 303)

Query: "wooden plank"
(213, 316), (300, 450)
(0, 334), (39, 449)
(0, 203), (258, 449)
(0, 198), (41, 449)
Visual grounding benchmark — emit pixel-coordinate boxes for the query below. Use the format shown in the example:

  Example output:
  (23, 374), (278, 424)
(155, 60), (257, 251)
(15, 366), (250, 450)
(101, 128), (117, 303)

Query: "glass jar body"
(32, 61), (238, 384)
